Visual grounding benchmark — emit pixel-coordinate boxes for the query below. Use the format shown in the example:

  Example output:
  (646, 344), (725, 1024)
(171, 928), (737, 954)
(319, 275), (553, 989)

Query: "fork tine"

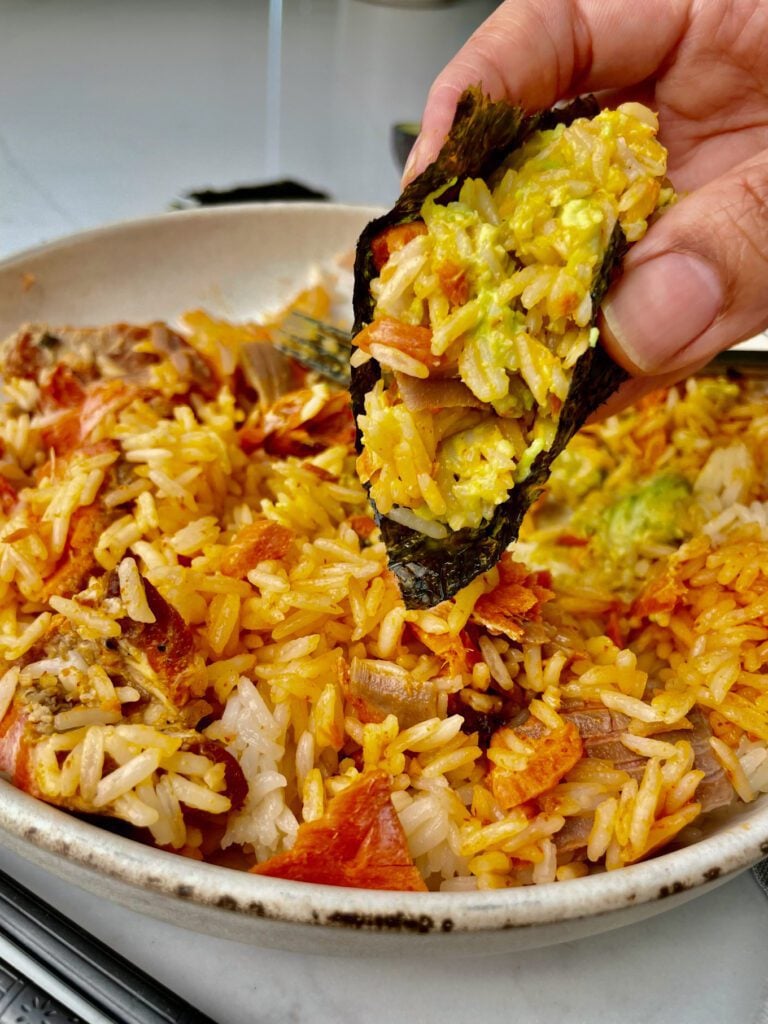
(287, 312), (353, 346)
(273, 338), (350, 385)
(272, 313), (352, 385)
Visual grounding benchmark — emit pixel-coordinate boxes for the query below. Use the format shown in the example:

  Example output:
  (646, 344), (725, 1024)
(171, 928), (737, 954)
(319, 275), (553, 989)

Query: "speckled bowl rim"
(0, 203), (767, 938)
(2, 776), (767, 934)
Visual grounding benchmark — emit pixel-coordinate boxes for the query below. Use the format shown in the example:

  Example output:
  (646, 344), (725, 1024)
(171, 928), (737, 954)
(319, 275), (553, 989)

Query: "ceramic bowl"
(1, 203), (767, 955)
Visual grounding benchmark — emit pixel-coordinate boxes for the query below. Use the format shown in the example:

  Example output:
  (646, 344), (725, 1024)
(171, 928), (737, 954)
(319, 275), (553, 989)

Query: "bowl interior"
(0, 202), (379, 333)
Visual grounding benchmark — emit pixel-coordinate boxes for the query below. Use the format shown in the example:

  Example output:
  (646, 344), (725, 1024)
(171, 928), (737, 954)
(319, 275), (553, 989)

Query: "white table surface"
(1, 2), (767, 1022)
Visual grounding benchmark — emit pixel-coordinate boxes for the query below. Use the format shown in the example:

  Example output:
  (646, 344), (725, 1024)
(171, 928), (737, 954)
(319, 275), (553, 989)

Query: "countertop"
(1, 2), (767, 1022)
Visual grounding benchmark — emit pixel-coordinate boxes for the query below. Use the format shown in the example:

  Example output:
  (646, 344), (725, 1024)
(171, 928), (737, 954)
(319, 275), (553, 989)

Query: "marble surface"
(0, 0), (496, 251)
(2, 2), (768, 1022)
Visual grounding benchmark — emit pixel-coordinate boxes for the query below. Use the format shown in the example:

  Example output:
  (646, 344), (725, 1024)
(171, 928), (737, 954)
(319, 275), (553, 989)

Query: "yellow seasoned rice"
(0, 279), (767, 892)
(357, 103), (674, 534)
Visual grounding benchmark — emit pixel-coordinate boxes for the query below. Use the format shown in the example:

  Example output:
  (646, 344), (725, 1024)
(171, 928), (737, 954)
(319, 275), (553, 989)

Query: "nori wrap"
(351, 89), (666, 609)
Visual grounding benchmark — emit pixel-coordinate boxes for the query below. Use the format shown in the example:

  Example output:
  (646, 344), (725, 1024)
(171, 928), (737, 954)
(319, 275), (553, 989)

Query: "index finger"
(402, 0), (690, 183)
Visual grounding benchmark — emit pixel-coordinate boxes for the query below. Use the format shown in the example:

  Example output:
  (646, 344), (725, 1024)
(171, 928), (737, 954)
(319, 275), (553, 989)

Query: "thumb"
(601, 150), (768, 376)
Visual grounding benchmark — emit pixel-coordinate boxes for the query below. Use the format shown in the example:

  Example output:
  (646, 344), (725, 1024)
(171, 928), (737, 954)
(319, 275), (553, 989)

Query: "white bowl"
(0, 203), (766, 955)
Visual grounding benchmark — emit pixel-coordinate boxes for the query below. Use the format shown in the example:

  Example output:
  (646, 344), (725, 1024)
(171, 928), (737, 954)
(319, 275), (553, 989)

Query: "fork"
(272, 312), (352, 386)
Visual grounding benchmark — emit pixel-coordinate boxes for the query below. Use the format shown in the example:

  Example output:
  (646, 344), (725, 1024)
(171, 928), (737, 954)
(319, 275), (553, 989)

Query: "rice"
(357, 103), (673, 534)
(94, 749), (162, 807)
(0, 275), (767, 891)
(0, 666), (20, 724)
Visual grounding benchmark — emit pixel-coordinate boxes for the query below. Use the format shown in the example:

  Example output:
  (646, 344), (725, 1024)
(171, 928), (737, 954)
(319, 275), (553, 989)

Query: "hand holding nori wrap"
(405, 1), (768, 415)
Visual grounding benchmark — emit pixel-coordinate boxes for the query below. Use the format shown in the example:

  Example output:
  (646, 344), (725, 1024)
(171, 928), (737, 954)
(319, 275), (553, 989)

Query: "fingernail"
(402, 136), (427, 186)
(602, 252), (724, 373)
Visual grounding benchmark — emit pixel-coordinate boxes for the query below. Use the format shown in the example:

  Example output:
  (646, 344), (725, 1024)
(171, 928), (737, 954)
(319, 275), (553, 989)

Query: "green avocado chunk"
(596, 474), (692, 558)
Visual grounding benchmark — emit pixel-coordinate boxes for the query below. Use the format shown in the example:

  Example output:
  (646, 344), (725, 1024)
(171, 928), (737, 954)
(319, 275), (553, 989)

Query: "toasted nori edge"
(351, 88), (629, 609)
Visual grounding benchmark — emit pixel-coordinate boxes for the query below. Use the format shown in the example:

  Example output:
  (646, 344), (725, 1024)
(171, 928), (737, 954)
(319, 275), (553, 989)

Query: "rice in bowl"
(0, 278), (766, 893)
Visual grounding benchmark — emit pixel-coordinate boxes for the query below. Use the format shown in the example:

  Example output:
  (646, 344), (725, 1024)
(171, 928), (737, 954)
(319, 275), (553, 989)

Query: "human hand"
(402, 0), (768, 403)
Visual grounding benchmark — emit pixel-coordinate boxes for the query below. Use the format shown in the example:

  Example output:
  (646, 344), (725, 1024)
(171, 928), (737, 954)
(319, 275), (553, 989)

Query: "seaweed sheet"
(351, 88), (629, 609)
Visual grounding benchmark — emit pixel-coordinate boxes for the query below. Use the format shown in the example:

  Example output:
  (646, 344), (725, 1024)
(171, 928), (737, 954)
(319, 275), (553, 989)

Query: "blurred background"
(0, 0), (496, 257)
